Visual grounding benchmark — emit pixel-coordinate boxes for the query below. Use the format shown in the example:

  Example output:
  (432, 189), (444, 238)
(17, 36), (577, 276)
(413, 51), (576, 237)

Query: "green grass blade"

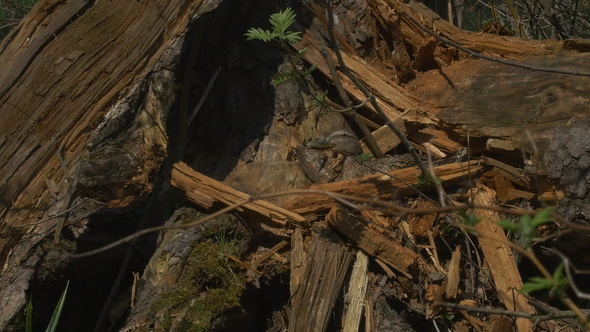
(25, 295), (33, 332)
(45, 281), (69, 332)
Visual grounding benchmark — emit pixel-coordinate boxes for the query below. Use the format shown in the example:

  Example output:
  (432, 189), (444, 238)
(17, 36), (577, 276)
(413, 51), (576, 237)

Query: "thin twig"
(188, 66), (222, 124)
(321, 43), (385, 158)
(436, 301), (590, 322)
(72, 187), (581, 258)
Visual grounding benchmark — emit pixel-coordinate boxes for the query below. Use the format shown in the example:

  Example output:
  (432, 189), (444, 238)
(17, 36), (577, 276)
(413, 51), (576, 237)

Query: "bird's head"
(305, 130), (363, 157)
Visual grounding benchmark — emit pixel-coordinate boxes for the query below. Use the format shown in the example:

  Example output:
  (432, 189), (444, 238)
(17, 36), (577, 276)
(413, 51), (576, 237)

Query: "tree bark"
(0, 0), (220, 266)
(0, 0), (222, 329)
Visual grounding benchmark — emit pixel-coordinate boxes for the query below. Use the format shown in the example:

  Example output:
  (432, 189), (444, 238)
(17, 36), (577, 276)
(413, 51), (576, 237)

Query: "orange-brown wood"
(473, 184), (534, 332)
(171, 162), (307, 228)
(285, 160), (483, 215)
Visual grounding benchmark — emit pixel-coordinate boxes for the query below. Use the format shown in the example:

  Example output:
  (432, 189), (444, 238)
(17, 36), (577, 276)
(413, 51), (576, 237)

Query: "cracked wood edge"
(327, 206), (436, 278)
(0, 0), (217, 268)
(473, 183), (535, 332)
(285, 160), (483, 215)
(342, 251), (369, 332)
(171, 162), (307, 228)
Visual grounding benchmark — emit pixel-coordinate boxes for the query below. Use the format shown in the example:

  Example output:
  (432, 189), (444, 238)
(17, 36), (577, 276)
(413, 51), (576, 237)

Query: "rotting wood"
(342, 251), (369, 332)
(426, 279), (448, 319)
(409, 54), (590, 164)
(375, 258), (397, 278)
(285, 160), (483, 216)
(0, 1), (219, 328)
(458, 304), (485, 332)
(0, 0), (216, 267)
(290, 229), (306, 299)
(491, 173), (514, 203)
(367, 0), (562, 58)
(505, 188), (536, 202)
(407, 129), (464, 155)
(426, 230), (443, 271)
(472, 183), (535, 332)
(289, 227), (353, 332)
(360, 210), (391, 229)
(445, 245), (461, 299)
(359, 121), (407, 155)
(299, 33), (406, 118)
(171, 162), (307, 228)
(365, 292), (375, 332)
(327, 207), (436, 278)
(298, 32), (424, 155)
(483, 157), (532, 189)
(407, 200), (437, 238)
(251, 240), (289, 269)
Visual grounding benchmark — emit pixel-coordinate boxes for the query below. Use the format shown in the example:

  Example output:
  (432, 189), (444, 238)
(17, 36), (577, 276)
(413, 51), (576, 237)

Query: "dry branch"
(171, 162), (307, 228)
(285, 160), (483, 216)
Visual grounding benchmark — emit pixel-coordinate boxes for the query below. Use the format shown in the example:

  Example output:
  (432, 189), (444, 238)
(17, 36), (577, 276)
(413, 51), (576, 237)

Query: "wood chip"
(445, 245), (461, 299)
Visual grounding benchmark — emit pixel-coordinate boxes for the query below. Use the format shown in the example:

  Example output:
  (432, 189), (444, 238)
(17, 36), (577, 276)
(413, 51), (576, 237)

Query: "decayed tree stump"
(0, 0), (223, 329)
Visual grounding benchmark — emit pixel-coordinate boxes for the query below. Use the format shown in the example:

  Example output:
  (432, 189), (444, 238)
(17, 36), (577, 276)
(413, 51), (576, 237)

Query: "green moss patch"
(151, 236), (246, 332)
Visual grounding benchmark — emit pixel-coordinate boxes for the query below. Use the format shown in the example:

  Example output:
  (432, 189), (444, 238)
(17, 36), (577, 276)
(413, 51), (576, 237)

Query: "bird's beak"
(306, 138), (333, 150)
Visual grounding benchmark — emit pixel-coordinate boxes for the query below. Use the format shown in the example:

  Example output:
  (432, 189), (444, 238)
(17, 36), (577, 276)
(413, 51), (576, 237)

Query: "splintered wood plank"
(445, 245), (461, 299)
(298, 33), (404, 120)
(284, 160), (483, 216)
(171, 162), (307, 228)
(290, 229), (307, 298)
(304, 2), (419, 111)
(297, 33), (426, 155)
(483, 157), (532, 189)
(342, 251), (369, 332)
(473, 183), (534, 332)
(359, 122), (407, 154)
(408, 54), (590, 162)
(327, 207), (435, 277)
(408, 200), (437, 238)
(289, 228), (353, 332)
(408, 129), (464, 155)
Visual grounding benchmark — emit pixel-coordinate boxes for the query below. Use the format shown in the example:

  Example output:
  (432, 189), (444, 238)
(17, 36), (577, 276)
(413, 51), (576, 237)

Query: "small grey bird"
(306, 130), (417, 181)
(305, 130), (364, 157)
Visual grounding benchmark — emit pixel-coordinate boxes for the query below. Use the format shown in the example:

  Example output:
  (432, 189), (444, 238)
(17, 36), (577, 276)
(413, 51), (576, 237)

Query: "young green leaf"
(245, 28), (276, 42)
(497, 219), (521, 233)
(270, 7), (297, 34)
(549, 262), (569, 296)
(521, 276), (552, 293)
(531, 208), (553, 227)
(459, 210), (482, 227)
